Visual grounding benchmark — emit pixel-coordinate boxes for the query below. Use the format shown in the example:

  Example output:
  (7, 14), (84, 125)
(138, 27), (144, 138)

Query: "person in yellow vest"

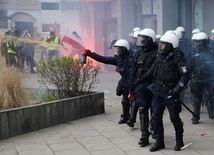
(1, 31), (9, 65)
(7, 32), (18, 67)
(46, 31), (61, 59)
(37, 33), (48, 61)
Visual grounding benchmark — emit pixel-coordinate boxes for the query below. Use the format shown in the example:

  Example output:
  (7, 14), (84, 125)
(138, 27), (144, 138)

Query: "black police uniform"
(209, 39), (214, 49)
(126, 41), (140, 126)
(179, 37), (191, 101)
(128, 43), (157, 146)
(87, 50), (133, 124)
(138, 48), (189, 151)
(189, 45), (214, 124)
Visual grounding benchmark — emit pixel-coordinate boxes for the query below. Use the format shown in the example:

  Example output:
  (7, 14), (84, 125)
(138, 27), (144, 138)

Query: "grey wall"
(179, 0), (192, 40)
(203, 0), (214, 35)
(162, 0), (179, 33)
(117, 0), (143, 40)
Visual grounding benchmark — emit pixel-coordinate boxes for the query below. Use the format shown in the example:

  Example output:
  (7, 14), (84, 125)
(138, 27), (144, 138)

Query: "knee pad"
(139, 106), (148, 113)
(121, 99), (129, 106)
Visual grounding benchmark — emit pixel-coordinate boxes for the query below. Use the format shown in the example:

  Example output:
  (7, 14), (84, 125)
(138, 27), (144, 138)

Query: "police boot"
(174, 122), (184, 151)
(174, 141), (184, 151)
(118, 104), (130, 124)
(138, 106), (150, 147)
(207, 101), (213, 119)
(127, 102), (138, 127)
(149, 141), (165, 152)
(191, 103), (200, 124)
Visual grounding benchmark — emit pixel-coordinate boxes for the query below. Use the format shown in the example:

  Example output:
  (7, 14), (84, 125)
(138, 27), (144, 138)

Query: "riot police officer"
(209, 29), (214, 49)
(138, 33), (189, 152)
(129, 30), (141, 52)
(189, 32), (214, 124)
(127, 28), (158, 147)
(129, 27), (141, 37)
(84, 39), (133, 124)
(176, 26), (191, 59)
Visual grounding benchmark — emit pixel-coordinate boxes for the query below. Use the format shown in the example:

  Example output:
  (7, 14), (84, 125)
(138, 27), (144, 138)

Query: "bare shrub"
(0, 67), (30, 110)
(36, 57), (101, 99)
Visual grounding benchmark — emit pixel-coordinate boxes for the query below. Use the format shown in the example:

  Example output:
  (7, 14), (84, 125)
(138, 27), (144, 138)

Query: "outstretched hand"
(83, 49), (92, 56)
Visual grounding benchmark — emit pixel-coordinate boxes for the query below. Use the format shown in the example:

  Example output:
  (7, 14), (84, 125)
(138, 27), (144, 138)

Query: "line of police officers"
(84, 26), (214, 152)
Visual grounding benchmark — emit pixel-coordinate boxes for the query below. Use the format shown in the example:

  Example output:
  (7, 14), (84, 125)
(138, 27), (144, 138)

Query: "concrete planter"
(0, 92), (104, 140)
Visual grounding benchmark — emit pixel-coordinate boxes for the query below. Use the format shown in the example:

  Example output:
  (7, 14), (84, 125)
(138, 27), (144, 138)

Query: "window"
(42, 24), (60, 33)
(60, 1), (79, 10)
(41, 2), (59, 10)
(0, 9), (8, 29)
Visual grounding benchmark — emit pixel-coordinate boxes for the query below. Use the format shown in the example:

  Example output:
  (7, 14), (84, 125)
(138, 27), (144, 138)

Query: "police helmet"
(114, 39), (130, 50)
(129, 27), (141, 36)
(164, 30), (175, 35)
(159, 33), (179, 48)
(138, 28), (156, 42)
(194, 32), (208, 41)
(133, 27), (141, 32)
(173, 30), (182, 40)
(156, 34), (162, 39)
(191, 34), (197, 40)
(176, 26), (185, 32)
(132, 30), (140, 38)
(192, 28), (200, 34)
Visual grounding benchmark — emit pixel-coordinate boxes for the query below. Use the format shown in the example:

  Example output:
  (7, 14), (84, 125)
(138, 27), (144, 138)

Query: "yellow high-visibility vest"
(40, 40), (48, 48)
(7, 41), (16, 54)
(47, 37), (59, 50)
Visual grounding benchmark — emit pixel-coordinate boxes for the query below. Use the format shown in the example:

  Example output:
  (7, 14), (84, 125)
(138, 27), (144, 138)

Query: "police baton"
(168, 96), (200, 120)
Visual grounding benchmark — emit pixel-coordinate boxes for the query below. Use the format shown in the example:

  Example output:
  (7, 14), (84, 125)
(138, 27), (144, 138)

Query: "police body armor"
(117, 53), (133, 88)
(136, 48), (157, 79)
(155, 52), (179, 82)
(191, 48), (214, 83)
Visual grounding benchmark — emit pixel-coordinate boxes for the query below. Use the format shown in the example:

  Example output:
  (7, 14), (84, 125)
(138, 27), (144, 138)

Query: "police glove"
(83, 49), (92, 56)
(168, 90), (179, 101)
(133, 78), (141, 85)
(128, 92), (135, 101)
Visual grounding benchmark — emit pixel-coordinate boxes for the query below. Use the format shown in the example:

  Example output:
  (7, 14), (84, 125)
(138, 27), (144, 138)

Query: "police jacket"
(129, 42), (140, 53)
(129, 44), (158, 92)
(189, 46), (214, 83)
(88, 51), (133, 87)
(209, 40), (214, 50)
(138, 48), (190, 97)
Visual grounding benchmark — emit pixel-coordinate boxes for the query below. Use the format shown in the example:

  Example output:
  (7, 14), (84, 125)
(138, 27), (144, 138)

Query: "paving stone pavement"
(0, 66), (214, 155)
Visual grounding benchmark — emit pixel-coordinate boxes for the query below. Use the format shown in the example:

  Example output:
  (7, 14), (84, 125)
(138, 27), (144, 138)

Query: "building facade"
(0, 0), (213, 70)
(0, 0), (81, 38)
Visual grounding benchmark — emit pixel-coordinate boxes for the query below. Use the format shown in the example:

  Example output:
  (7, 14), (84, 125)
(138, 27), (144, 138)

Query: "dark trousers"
(48, 50), (60, 59)
(190, 82), (214, 118)
(19, 52), (35, 72)
(151, 96), (183, 142)
(7, 53), (18, 67)
(40, 47), (47, 60)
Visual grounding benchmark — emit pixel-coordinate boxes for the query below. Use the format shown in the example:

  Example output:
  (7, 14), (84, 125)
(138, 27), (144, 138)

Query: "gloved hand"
(83, 49), (92, 56)
(128, 92), (135, 101)
(168, 90), (179, 100)
(133, 79), (140, 86)
(134, 77), (146, 86)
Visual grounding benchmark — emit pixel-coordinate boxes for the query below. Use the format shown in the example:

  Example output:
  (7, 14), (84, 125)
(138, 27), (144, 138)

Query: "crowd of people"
(84, 26), (214, 152)
(0, 31), (61, 73)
